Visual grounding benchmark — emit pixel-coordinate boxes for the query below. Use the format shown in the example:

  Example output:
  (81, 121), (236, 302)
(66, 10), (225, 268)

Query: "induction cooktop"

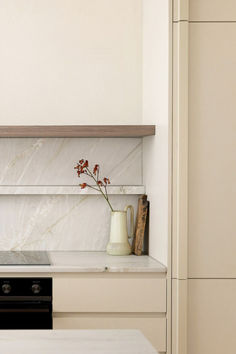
(0, 251), (50, 266)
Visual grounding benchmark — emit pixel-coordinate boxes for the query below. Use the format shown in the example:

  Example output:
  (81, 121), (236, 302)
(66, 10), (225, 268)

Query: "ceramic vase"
(106, 205), (134, 256)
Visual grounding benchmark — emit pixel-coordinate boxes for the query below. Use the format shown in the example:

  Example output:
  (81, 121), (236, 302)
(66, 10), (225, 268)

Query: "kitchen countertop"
(0, 251), (167, 273)
(0, 330), (158, 354)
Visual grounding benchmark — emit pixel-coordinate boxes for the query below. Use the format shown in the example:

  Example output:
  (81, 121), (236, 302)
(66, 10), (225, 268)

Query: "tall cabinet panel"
(173, 1), (236, 353)
(188, 23), (236, 278)
(188, 279), (236, 354)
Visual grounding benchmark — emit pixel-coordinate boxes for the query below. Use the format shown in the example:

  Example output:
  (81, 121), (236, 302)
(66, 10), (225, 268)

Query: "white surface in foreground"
(0, 330), (158, 354)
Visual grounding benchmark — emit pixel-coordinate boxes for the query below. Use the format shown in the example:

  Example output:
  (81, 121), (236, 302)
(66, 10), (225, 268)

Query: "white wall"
(0, 0), (171, 262)
(0, 0), (142, 125)
(142, 0), (170, 265)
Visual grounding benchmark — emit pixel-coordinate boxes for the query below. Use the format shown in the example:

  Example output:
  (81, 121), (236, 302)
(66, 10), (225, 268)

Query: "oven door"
(0, 301), (52, 329)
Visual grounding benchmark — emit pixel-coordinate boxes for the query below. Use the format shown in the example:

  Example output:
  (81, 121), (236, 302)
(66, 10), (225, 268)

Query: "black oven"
(0, 278), (52, 329)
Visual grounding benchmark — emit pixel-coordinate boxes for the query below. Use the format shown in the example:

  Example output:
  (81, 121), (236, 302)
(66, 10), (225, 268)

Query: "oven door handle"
(0, 296), (51, 302)
(0, 301), (52, 312)
(0, 308), (50, 313)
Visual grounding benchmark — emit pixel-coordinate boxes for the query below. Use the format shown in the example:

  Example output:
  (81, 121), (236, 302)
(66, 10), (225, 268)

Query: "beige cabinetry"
(173, 1), (236, 353)
(187, 17), (236, 354)
(189, 0), (236, 21)
(53, 273), (167, 352)
(54, 314), (166, 352)
(174, 0), (236, 22)
(53, 273), (166, 313)
(188, 23), (236, 278)
(188, 279), (236, 354)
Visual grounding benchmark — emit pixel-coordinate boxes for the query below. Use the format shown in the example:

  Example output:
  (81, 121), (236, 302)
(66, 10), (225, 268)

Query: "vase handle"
(124, 205), (134, 238)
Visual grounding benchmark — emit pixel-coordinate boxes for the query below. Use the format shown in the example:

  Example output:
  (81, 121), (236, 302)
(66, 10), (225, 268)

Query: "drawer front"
(53, 274), (166, 313)
(53, 313), (166, 352)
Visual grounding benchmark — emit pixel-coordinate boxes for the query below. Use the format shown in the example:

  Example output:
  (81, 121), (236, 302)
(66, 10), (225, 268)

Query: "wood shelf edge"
(0, 125), (156, 138)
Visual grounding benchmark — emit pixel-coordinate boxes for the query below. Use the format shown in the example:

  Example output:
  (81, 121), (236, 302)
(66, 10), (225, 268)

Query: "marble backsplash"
(0, 138), (142, 250)
(0, 138), (142, 185)
(0, 195), (138, 251)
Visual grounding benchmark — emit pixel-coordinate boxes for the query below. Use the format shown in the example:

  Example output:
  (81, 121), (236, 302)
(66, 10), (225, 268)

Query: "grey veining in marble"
(0, 195), (138, 251)
(0, 138), (142, 185)
(0, 330), (158, 354)
(0, 251), (167, 273)
(0, 138), (142, 251)
(0, 251), (50, 265)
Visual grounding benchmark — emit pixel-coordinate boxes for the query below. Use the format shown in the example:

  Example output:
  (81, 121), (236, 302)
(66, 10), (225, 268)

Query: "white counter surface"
(0, 330), (158, 353)
(0, 251), (167, 273)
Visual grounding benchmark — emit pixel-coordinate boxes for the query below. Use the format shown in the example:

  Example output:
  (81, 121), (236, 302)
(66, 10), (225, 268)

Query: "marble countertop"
(0, 330), (158, 354)
(0, 251), (167, 273)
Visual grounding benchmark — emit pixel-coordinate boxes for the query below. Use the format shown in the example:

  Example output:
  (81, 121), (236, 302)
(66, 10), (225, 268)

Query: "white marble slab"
(0, 138), (143, 251)
(0, 195), (139, 251)
(0, 138), (142, 185)
(0, 251), (167, 273)
(0, 330), (158, 354)
(0, 185), (145, 195)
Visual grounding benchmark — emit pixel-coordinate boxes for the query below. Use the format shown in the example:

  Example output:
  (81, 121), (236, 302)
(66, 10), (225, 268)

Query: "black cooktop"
(0, 251), (50, 266)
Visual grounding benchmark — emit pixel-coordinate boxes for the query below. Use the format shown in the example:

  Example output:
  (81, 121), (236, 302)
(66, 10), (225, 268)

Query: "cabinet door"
(189, 0), (236, 21)
(188, 23), (236, 278)
(53, 313), (166, 352)
(188, 279), (236, 354)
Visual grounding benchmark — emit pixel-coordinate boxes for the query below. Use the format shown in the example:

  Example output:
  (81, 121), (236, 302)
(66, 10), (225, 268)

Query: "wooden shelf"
(0, 125), (155, 138)
(0, 185), (145, 195)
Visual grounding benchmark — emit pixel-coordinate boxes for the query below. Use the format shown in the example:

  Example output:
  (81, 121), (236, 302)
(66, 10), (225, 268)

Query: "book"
(132, 194), (149, 256)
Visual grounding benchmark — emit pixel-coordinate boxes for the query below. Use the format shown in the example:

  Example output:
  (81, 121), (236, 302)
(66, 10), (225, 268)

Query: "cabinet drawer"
(53, 273), (166, 313)
(53, 313), (166, 352)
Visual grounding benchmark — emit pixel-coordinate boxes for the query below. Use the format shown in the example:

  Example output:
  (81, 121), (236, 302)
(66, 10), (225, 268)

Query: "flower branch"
(74, 160), (113, 212)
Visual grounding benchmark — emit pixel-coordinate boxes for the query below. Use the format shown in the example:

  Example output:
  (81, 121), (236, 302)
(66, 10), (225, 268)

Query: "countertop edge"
(0, 252), (167, 274)
(0, 266), (167, 273)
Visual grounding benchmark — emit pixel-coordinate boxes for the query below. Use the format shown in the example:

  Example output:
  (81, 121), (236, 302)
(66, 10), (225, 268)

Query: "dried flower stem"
(85, 167), (114, 212)
(75, 160), (114, 212)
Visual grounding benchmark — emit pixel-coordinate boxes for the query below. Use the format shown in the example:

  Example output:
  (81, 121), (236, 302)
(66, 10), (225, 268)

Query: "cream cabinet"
(53, 273), (166, 313)
(174, 0), (236, 22)
(189, 0), (236, 21)
(188, 23), (236, 278)
(188, 279), (236, 354)
(173, 1), (236, 353)
(53, 273), (167, 352)
(53, 314), (166, 352)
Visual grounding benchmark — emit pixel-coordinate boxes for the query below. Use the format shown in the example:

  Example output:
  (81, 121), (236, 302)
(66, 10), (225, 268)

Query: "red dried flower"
(74, 160), (113, 211)
(74, 163), (87, 177)
(93, 164), (99, 175)
(83, 160), (88, 168)
(103, 178), (110, 185)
